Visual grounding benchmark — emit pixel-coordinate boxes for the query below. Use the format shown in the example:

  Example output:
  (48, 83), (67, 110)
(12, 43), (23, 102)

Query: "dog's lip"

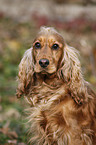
(40, 70), (48, 74)
(35, 69), (56, 75)
(39, 69), (51, 75)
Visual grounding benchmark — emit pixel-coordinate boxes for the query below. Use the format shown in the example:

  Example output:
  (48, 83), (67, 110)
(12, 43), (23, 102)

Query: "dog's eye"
(34, 42), (41, 49)
(52, 44), (59, 50)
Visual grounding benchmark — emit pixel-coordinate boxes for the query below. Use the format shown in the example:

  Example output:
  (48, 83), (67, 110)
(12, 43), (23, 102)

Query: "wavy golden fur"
(17, 27), (96, 145)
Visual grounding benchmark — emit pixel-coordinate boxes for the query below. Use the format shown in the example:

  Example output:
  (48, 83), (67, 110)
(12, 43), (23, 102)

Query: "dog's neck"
(27, 72), (66, 106)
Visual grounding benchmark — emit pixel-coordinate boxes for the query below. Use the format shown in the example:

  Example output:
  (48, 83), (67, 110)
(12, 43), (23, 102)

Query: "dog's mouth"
(34, 63), (57, 75)
(40, 70), (48, 74)
(36, 69), (57, 79)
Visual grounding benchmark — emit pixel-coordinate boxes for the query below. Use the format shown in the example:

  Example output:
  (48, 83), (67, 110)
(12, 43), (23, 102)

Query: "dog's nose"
(39, 59), (49, 68)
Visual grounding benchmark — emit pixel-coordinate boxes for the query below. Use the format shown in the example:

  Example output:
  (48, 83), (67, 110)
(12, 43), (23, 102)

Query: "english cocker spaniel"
(17, 27), (96, 145)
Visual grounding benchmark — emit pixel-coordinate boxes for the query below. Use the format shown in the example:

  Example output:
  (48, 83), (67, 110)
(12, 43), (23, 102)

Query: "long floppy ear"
(58, 44), (88, 105)
(16, 48), (34, 98)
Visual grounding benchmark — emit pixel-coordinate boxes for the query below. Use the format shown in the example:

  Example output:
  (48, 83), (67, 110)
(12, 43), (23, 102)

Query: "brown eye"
(34, 42), (41, 49)
(52, 44), (59, 50)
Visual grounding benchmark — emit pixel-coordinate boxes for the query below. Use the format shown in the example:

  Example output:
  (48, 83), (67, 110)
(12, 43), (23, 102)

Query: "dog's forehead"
(35, 31), (64, 44)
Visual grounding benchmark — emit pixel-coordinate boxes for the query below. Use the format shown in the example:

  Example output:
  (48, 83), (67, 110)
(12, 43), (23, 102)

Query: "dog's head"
(32, 27), (65, 75)
(17, 26), (86, 105)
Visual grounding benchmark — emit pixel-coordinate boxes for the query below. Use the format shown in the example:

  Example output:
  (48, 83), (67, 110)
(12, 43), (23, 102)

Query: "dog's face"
(32, 28), (64, 75)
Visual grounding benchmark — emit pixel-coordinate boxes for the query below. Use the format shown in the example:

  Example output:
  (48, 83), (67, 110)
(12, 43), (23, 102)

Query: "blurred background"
(0, 0), (96, 144)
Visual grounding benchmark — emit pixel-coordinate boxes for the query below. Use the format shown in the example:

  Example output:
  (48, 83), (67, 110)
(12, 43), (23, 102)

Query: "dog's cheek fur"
(53, 48), (64, 70)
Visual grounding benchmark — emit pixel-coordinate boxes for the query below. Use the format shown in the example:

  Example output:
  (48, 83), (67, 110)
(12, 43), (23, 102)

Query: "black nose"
(39, 59), (49, 68)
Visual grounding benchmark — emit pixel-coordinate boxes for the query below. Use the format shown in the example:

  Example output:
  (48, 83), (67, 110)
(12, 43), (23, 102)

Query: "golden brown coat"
(17, 27), (96, 145)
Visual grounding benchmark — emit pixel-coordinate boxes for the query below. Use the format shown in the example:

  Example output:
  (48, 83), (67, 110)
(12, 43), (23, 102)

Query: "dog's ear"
(58, 44), (88, 105)
(16, 48), (34, 98)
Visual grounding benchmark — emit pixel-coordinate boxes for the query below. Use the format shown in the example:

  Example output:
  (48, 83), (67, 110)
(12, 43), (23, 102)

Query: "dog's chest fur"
(27, 76), (92, 145)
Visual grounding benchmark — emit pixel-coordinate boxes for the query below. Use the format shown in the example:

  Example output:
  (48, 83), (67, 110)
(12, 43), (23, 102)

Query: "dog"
(16, 26), (96, 145)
